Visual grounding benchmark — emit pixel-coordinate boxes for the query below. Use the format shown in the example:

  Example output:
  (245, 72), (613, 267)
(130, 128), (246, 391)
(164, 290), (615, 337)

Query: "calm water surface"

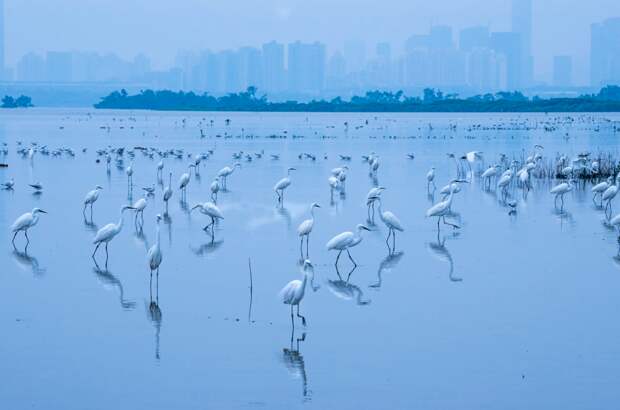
(1, 109), (620, 409)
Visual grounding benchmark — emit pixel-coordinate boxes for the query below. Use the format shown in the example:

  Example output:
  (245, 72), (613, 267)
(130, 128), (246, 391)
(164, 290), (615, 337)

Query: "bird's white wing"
(297, 219), (313, 235)
(274, 177), (290, 190)
(93, 223), (116, 243)
(11, 213), (32, 232)
(326, 232), (353, 250)
(426, 201), (447, 218)
(279, 280), (301, 304)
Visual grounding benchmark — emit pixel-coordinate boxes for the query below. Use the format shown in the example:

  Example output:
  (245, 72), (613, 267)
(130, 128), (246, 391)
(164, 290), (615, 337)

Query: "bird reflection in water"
(282, 329), (311, 401)
(327, 265), (371, 305)
(12, 248), (45, 276)
(276, 205), (292, 230)
(190, 239), (224, 256)
(163, 213), (173, 247)
(427, 235), (462, 282)
(134, 225), (150, 252)
(93, 266), (136, 310)
(370, 251), (404, 288)
(83, 215), (99, 235)
(146, 272), (162, 361)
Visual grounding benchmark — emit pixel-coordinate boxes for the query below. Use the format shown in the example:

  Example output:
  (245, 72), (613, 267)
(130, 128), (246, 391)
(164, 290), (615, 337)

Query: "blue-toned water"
(1, 109), (620, 409)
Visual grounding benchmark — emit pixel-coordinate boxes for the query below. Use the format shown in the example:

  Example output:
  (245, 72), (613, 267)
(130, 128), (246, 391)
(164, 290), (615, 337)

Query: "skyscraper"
(0, 0), (5, 80)
(459, 26), (490, 52)
(590, 18), (620, 87)
(287, 41), (326, 95)
(553, 56), (572, 87)
(491, 32), (522, 90)
(511, 0), (532, 87)
(262, 41), (285, 93)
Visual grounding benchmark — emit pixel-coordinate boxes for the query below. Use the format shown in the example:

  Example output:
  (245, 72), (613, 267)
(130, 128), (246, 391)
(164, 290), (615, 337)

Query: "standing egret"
(366, 186), (386, 222)
(83, 185), (103, 218)
(592, 177), (612, 206)
(326, 224), (371, 267)
(328, 176), (339, 199)
(133, 197), (147, 227)
(126, 164), (133, 188)
(481, 165), (500, 189)
(377, 198), (404, 252)
(279, 260), (314, 327)
(163, 172), (173, 214)
(179, 164), (195, 199)
(297, 203), (321, 258)
(147, 214), (163, 278)
(275, 167), (296, 204)
(217, 163), (241, 189)
(156, 160), (164, 178)
(427, 167), (436, 190)
(426, 182), (462, 231)
(92, 205), (135, 266)
(602, 183), (618, 219)
(11, 208), (47, 248)
(551, 181), (573, 211)
(191, 202), (224, 239)
(210, 179), (220, 203)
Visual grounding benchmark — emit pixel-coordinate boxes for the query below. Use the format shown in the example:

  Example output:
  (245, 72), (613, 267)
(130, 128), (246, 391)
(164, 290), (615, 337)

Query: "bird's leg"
(392, 229), (396, 251)
(306, 234), (310, 258)
(346, 249), (357, 267)
(149, 270), (153, 301)
(297, 304), (306, 327)
(299, 236), (304, 259)
(335, 250), (342, 267)
(24, 229), (30, 245)
(12, 231), (18, 248)
(442, 216), (460, 229)
(105, 243), (109, 263)
(92, 243), (101, 258)
(83, 203), (87, 217)
(290, 304), (295, 329)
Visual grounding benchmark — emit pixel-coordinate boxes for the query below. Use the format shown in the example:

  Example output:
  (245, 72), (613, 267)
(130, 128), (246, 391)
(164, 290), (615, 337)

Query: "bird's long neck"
(446, 188), (455, 205)
(117, 210), (126, 232)
(155, 223), (161, 248)
(310, 207), (315, 219)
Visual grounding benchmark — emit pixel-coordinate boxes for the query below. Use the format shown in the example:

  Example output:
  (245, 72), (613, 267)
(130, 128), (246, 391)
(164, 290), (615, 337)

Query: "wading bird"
(92, 205), (135, 266)
(297, 203), (321, 259)
(275, 167), (296, 204)
(551, 180), (573, 211)
(178, 164), (195, 199)
(83, 185), (103, 218)
(326, 224), (371, 267)
(279, 260), (314, 327)
(163, 172), (173, 214)
(377, 198), (404, 252)
(133, 197), (147, 227)
(426, 167), (436, 190)
(11, 208), (47, 248)
(426, 181), (463, 231)
(366, 186), (386, 223)
(147, 214), (163, 277)
(191, 202), (224, 239)
(217, 163), (240, 189)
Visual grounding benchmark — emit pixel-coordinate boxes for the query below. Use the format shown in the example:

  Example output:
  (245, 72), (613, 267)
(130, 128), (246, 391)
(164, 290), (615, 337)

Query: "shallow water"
(1, 109), (620, 409)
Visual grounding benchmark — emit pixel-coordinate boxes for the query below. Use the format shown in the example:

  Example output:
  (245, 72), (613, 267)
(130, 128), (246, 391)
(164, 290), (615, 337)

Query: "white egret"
(210, 179), (220, 203)
(126, 164), (133, 188)
(279, 260), (314, 326)
(133, 197), (148, 226)
(274, 167), (296, 204)
(426, 167), (436, 190)
(163, 172), (173, 213)
(191, 202), (224, 237)
(610, 213), (620, 236)
(550, 181), (573, 210)
(92, 205), (135, 264)
(178, 164), (195, 199)
(217, 163), (241, 189)
(366, 186), (386, 222)
(156, 160), (164, 178)
(326, 224), (371, 267)
(592, 177), (612, 206)
(481, 165), (500, 189)
(83, 185), (103, 217)
(377, 198), (404, 251)
(11, 208), (47, 247)
(147, 214), (163, 277)
(297, 203), (321, 258)
(328, 176), (339, 198)
(426, 182), (462, 230)
(603, 183), (618, 218)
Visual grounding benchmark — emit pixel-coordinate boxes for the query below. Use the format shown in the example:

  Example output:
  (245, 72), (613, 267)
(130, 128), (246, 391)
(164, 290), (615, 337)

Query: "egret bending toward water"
(11, 208), (47, 248)
(275, 167), (296, 204)
(551, 181), (573, 211)
(426, 182), (462, 231)
(326, 224), (371, 267)
(217, 163), (240, 189)
(92, 205), (135, 266)
(366, 186), (385, 222)
(191, 202), (224, 239)
(83, 185), (103, 218)
(603, 183), (618, 219)
(163, 172), (173, 214)
(147, 214), (163, 277)
(592, 177), (612, 206)
(297, 203), (321, 258)
(210, 179), (220, 203)
(377, 198), (404, 251)
(279, 260), (314, 327)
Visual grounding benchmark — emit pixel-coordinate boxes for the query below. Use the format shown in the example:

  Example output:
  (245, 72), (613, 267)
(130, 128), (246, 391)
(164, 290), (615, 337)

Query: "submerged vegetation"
(1, 95), (34, 108)
(94, 85), (620, 112)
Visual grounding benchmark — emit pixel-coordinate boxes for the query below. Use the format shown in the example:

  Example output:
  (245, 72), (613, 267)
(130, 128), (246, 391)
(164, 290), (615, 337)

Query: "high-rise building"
(491, 32), (522, 89)
(343, 40), (366, 74)
(287, 41), (326, 95)
(590, 18), (620, 87)
(467, 47), (498, 91)
(511, 0), (533, 86)
(459, 26), (490, 52)
(46, 51), (73, 82)
(262, 41), (285, 93)
(553, 56), (572, 87)
(0, 0), (5, 80)
(17, 52), (45, 82)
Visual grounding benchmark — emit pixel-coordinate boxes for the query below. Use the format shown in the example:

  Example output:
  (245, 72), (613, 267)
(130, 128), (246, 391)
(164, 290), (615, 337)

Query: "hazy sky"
(4, 0), (620, 85)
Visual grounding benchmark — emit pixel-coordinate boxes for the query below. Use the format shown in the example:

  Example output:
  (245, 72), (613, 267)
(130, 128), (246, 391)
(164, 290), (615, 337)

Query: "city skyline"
(0, 0), (619, 98)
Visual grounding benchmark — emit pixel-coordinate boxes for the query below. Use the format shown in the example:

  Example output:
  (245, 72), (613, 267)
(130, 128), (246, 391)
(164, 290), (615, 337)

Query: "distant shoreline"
(93, 87), (620, 113)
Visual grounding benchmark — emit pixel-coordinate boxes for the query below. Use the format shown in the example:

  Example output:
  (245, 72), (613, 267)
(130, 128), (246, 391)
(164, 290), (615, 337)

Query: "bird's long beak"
(39, 210), (47, 214)
(316, 204), (321, 208)
(191, 205), (199, 211)
(361, 225), (370, 231)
